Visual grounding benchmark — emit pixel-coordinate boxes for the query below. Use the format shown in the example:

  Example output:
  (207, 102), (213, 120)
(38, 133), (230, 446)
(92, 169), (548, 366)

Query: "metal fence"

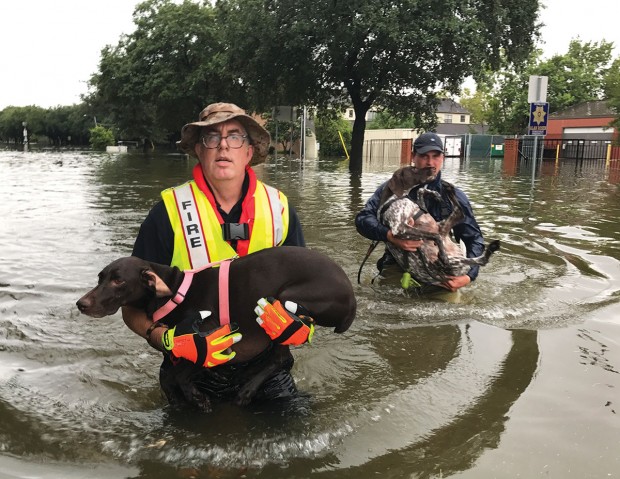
(362, 139), (403, 171)
(362, 134), (619, 172)
(539, 138), (612, 160)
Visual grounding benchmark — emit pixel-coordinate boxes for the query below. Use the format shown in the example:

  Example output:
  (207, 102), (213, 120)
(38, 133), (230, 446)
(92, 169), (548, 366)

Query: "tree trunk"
(143, 138), (154, 151)
(349, 90), (376, 174)
(349, 114), (367, 173)
(347, 81), (371, 173)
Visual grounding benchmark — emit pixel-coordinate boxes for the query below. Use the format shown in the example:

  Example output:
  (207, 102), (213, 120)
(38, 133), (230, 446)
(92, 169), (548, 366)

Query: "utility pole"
(22, 121), (28, 151)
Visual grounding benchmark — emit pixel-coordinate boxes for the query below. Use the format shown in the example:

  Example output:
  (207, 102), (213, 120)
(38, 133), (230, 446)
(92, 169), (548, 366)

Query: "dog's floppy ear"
(141, 268), (173, 297)
(141, 268), (158, 292)
(387, 166), (417, 197)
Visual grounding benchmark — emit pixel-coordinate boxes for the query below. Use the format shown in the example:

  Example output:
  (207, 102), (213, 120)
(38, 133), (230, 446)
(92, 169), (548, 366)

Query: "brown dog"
(76, 246), (356, 411)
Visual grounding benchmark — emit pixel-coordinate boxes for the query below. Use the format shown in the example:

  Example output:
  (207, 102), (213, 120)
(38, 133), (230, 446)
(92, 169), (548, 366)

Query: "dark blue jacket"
(355, 171), (485, 281)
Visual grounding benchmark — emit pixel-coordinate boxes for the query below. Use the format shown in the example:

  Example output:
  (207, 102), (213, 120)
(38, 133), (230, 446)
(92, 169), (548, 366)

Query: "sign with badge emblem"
(528, 102), (549, 136)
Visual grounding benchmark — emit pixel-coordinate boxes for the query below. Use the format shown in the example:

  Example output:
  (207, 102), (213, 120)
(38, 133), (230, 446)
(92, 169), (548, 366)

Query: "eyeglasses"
(201, 133), (248, 149)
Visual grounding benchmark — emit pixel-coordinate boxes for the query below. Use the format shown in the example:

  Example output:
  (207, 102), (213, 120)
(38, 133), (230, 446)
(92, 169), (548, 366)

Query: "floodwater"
(1, 148), (619, 479)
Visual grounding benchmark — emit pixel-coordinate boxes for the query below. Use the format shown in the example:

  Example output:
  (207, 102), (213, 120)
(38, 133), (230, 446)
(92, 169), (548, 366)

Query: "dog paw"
(177, 383), (211, 412)
(235, 388), (255, 406)
(196, 400), (213, 413)
(187, 389), (212, 412)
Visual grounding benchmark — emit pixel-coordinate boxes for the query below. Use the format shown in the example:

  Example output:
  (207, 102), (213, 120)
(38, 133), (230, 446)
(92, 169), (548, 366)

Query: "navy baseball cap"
(413, 132), (444, 154)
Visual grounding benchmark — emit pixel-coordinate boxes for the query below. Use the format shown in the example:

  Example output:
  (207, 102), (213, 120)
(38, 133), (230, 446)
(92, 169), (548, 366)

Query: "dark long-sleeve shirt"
(355, 172), (485, 281)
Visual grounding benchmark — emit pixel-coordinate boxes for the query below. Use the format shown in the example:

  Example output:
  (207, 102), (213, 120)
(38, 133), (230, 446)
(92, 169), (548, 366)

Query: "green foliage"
(0, 105), (46, 143)
(482, 65), (533, 134)
(6, 0), (542, 157)
(264, 117), (301, 154)
(0, 107), (28, 143)
(539, 40), (613, 112)
(314, 110), (352, 157)
(86, 0), (237, 145)
(459, 88), (492, 130)
(220, 0), (540, 170)
(0, 104), (98, 145)
(43, 107), (72, 145)
(605, 58), (620, 135)
(367, 111), (414, 130)
(77, 0), (541, 162)
(479, 39), (616, 134)
(44, 105), (94, 146)
(89, 125), (115, 151)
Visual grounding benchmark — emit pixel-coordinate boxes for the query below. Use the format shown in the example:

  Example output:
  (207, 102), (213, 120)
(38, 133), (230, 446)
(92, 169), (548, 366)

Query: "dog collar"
(152, 271), (195, 321)
(152, 258), (234, 324)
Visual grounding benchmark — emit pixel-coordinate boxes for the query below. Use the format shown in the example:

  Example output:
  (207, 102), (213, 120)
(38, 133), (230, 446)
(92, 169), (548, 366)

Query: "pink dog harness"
(152, 258), (233, 325)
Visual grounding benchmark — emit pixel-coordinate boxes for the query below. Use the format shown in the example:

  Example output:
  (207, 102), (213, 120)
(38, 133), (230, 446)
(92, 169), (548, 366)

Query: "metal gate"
(538, 138), (611, 160)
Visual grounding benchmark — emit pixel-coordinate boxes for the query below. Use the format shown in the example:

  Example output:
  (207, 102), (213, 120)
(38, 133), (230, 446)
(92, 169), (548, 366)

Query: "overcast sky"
(0, 0), (619, 110)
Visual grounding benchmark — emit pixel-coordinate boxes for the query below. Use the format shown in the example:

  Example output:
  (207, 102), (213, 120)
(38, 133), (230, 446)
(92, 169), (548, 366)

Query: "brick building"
(546, 100), (618, 141)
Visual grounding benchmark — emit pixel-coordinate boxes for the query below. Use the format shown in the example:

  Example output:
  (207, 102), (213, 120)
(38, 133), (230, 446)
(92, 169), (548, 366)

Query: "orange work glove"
(162, 310), (242, 367)
(255, 297), (314, 345)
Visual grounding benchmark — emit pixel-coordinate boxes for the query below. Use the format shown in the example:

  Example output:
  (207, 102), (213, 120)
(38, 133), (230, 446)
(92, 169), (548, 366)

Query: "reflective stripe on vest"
(254, 183), (287, 250)
(170, 183), (211, 268)
(162, 179), (289, 270)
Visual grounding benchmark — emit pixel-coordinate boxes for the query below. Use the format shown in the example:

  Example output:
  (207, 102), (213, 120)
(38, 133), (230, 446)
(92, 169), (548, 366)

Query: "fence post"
(503, 138), (519, 176)
(504, 138), (519, 162)
(401, 139), (412, 165)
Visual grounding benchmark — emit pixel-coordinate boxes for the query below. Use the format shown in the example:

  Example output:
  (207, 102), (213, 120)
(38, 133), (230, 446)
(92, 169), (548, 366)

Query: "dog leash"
(357, 240), (379, 284)
(218, 259), (231, 325)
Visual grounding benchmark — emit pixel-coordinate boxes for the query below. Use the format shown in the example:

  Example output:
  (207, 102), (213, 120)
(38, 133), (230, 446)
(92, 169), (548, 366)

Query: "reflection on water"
(0, 149), (619, 478)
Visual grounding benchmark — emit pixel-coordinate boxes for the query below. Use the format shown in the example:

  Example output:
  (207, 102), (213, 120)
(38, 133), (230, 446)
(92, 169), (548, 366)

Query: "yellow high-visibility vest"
(162, 170), (289, 270)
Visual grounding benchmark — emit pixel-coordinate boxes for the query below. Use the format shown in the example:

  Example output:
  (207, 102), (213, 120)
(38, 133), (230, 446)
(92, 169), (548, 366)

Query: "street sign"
(528, 75), (548, 103)
(528, 102), (549, 135)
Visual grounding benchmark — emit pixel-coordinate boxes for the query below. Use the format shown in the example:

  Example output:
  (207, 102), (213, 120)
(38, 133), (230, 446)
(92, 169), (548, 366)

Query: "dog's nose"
(76, 299), (88, 312)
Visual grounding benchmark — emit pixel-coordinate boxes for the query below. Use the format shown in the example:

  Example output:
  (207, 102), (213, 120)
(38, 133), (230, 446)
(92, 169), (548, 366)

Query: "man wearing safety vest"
(122, 102), (310, 402)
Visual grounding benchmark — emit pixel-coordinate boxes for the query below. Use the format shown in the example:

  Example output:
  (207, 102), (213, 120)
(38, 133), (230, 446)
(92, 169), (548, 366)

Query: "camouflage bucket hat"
(177, 102), (271, 165)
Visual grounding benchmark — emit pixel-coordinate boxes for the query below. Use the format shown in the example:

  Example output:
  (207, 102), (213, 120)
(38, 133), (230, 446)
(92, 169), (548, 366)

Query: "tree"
(605, 57), (620, 135)
(215, 0), (320, 112)
(220, 0), (541, 171)
(263, 113), (302, 154)
(459, 88), (493, 132)
(0, 104), (99, 146)
(0, 106), (46, 144)
(86, 0), (241, 147)
(367, 111), (414, 130)
(314, 110), (352, 157)
(481, 39), (615, 134)
(481, 63), (534, 134)
(89, 125), (115, 151)
(539, 39), (613, 113)
(43, 105), (91, 146)
(0, 107), (27, 143)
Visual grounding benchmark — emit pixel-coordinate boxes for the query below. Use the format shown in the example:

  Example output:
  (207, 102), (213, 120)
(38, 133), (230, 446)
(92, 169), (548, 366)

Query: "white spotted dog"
(377, 166), (500, 285)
